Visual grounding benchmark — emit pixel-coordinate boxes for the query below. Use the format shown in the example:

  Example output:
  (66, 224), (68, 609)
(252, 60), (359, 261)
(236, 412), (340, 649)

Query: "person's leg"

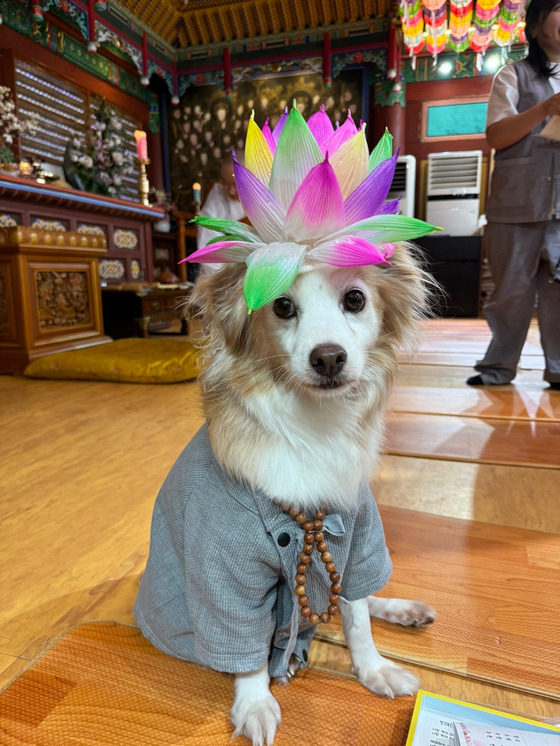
(470, 222), (542, 385)
(537, 220), (560, 387)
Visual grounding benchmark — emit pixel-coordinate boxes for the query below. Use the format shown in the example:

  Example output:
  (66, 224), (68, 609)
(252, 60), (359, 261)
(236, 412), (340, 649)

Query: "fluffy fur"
(185, 243), (436, 745)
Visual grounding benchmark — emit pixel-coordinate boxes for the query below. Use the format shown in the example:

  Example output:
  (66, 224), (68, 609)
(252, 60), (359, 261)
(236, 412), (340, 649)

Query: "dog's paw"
(367, 597), (436, 628)
(231, 693), (281, 746)
(356, 658), (420, 698)
(274, 654), (301, 687)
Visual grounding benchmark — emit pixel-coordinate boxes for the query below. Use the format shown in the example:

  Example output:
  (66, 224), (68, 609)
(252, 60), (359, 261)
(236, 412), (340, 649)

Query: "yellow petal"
(245, 116), (273, 186)
(329, 127), (369, 201)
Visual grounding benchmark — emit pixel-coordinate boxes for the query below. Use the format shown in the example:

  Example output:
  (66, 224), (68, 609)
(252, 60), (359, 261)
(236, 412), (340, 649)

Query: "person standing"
(468, 0), (560, 389)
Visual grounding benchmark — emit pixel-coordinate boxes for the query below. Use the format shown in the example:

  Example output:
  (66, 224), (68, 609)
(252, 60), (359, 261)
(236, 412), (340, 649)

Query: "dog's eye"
(343, 289), (366, 313)
(273, 297), (296, 319)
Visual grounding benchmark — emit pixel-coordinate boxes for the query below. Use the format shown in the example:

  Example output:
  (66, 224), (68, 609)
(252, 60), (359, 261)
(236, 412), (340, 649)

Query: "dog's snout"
(309, 344), (347, 377)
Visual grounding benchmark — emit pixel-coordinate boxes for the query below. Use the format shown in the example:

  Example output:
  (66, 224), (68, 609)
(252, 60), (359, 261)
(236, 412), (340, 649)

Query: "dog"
(134, 245), (436, 746)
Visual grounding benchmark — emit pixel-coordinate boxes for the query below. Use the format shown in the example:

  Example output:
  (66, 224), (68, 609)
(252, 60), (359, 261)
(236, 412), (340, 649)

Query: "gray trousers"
(476, 220), (560, 384)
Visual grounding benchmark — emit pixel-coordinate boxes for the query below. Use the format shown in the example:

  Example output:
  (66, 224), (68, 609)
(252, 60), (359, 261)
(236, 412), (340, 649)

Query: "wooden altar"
(0, 173), (165, 284)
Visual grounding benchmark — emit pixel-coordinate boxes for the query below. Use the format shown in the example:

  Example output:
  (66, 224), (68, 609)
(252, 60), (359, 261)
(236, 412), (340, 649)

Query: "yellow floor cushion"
(24, 338), (199, 384)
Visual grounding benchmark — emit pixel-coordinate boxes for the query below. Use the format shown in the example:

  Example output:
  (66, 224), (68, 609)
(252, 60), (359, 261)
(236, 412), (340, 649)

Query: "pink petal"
(233, 156), (286, 243)
(308, 235), (390, 267)
(262, 118), (276, 155)
(322, 110), (358, 156)
(185, 240), (258, 264)
(344, 154), (398, 225)
(307, 105), (334, 153)
(285, 158), (344, 242)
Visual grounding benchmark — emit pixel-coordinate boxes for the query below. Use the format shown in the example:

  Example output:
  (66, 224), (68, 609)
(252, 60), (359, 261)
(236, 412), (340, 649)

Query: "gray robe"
(134, 425), (392, 678)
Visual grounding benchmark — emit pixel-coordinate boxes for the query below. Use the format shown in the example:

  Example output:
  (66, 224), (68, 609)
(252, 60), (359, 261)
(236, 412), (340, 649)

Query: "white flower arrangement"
(0, 86), (38, 164)
(68, 98), (133, 197)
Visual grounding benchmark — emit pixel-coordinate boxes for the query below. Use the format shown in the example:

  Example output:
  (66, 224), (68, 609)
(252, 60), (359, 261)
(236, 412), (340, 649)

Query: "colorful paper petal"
(330, 126), (369, 201)
(185, 240), (258, 264)
(369, 128), (394, 172)
(307, 105), (334, 152)
(309, 236), (389, 267)
(344, 154), (398, 224)
(322, 110), (358, 157)
(262, 118), (276, 155)
(243, 243), (306, 313)
(245, 114), (273, 185)
(272, 108), (288, 144)
(268, 105), (323, 209)
(330, 214), (442, 243)
(193, 215), (260, 243)
(233, 158), (286, 243)
(380, 242), (396, 259)
(285, 158), (344, 242)
(379, 198), (400, 215)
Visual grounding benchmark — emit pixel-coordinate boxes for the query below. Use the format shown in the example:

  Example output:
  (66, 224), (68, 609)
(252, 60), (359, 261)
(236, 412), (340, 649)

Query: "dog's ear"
(186, 267), (250, 356)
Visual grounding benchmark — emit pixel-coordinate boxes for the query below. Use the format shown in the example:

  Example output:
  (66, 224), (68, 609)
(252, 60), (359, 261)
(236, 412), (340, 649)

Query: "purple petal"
(272, 108), (288, 144)
(309, 235), (390, 267)
(344, 154), (398, 225)
(262, 118), (276, 155)
(285, 158), (344, 241)
(322, 110), (358, 156)
(379, 198), (401, 215)
(233, 157), (286, 242)
(185, 240), (258, 264)
(307, 105), (334, 153)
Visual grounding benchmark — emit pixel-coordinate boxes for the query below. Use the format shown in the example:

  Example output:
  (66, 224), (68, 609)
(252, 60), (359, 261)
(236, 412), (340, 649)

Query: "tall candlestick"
(134, 130), (148, 161)
(136, 157), (151, 206)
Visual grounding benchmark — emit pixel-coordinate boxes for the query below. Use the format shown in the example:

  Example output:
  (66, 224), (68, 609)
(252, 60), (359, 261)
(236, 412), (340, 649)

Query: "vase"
(153, 218), (171, 233)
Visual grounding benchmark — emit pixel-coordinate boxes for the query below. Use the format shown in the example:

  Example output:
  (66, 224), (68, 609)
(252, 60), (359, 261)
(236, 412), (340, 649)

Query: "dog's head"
(187, 242), (430, 400)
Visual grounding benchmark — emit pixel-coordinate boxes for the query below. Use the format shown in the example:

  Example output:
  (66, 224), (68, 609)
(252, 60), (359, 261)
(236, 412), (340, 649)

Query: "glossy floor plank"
(385, 411), (560, 468)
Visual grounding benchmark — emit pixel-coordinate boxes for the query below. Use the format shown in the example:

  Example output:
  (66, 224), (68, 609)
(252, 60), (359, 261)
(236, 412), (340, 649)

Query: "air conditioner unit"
(386, 154), (416, 217)
(426, 150), (483, 235)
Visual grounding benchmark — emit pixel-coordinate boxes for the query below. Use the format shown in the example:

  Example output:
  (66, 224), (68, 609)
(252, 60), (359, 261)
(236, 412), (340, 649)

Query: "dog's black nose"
(309, 344), (347, 377)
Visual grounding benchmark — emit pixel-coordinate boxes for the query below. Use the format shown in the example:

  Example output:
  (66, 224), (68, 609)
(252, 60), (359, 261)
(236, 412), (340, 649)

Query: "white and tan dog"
(135, 242), (435, 745)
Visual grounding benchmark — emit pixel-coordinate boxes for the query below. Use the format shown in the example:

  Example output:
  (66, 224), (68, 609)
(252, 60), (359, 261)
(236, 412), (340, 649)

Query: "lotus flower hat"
(185, 104), (440, 312)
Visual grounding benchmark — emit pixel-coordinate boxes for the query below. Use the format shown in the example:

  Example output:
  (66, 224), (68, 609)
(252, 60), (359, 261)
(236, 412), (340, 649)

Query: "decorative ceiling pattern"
(115, 0), (395, 48)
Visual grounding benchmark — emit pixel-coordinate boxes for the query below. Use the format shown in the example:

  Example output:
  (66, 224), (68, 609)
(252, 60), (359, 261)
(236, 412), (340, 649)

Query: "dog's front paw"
(355, 658), (420, 698)
(367, 597), (436, 627)
(231, 693), (282, 746)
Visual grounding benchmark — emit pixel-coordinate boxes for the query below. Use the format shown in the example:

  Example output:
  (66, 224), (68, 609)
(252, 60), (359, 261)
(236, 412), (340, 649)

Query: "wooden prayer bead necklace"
(281, 505), (342, 626)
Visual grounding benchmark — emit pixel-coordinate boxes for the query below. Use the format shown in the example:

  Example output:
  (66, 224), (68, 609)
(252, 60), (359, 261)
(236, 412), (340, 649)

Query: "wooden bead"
(309, 613), (320, 625)
(320, 612), (330, 624)
(296, 513), (306, 524)
(300, 606), (312, 617)
(326, 562), (336, 573)
(313, 520), (323, 530)
(303, 521), (314, 532)
(315, 510), (326, 521)
(289, 507), (299, 517)
(298, 595), (309, 607)
(331, 582), (342, 594)
(314, 531), (324, 542)
(303, 543), (314, 555)
(299, 553), (311, 564)
(320, 551), (332, 563)
(296, 573), (307, 585)
(295, 584), (306, 596)
(304, 532), (314, 544)
(297, 563), (308, 575)
(329, 593), (340, 605)
(316, 541), (327, 553)
(329, 571), (340, 582)
(328, 605), (339, 616)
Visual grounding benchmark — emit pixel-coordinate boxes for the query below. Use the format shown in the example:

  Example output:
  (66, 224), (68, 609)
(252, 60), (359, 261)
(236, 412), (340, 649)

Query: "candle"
(193, 182), (201, 203)
(134, 130), (148, 161)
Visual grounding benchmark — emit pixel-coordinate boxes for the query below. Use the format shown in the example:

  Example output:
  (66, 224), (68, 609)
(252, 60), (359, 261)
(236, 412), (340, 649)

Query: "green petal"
(368, 128), (394, 173)
(193, 216), (260, 242)
(268, 105), (323, 210)
(330, 214), (442, 243)
(243, 243), (306, 313)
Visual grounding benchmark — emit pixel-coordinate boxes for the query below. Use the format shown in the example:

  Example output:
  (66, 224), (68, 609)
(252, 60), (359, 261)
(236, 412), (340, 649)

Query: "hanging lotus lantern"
(449, 0), (473, 52)
(423, 0), (448, 57)
(471, 0), (501, 53)
(400, 0), (425, 56)
(494, 0), (523, 46)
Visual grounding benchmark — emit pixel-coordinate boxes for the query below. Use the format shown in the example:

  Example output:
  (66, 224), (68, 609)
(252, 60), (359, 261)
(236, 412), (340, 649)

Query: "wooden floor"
(1, 318), (559, 729)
